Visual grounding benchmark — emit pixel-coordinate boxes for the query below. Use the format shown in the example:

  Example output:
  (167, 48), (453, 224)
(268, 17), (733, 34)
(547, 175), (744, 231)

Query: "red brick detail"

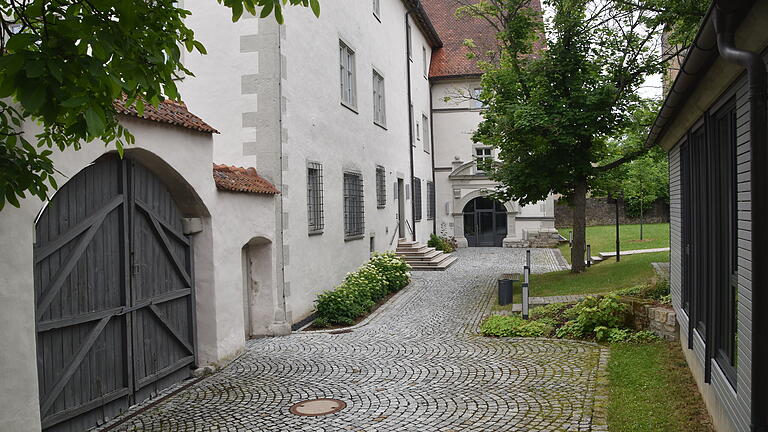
(113, 99), (218, 134)
(213, 164), (280, 195)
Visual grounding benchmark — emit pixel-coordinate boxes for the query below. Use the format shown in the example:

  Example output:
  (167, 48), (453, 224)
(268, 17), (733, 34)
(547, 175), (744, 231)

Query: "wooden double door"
(33, 155), (196, 431)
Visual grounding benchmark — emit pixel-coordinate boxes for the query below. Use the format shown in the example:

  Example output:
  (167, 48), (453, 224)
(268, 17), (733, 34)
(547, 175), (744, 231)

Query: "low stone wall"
(504, 228), (561, 248)
(555, 198), (669, 228)
(622, 297), (679, 341)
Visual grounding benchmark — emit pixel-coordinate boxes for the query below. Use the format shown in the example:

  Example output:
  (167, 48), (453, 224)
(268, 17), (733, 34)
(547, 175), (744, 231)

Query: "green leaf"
(61, 95), (88, 108)
(6, 34), (39, 51)
(192, 40), (207, 55)
(18, 82), (46, 112)
(309, 0), (320, 17)
(84, 106), (106, 136)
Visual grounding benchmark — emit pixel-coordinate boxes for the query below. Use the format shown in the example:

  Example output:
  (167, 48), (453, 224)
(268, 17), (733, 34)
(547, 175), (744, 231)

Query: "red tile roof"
(423, 0), (542, 79)
(213, 164), (280, 195)
(114, 99), (218, 134)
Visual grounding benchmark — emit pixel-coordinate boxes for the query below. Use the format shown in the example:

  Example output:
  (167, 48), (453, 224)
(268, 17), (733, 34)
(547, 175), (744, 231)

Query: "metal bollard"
(587, 244), (592, 267)
(522, 265), (530, 319)
(526, 249), (531, 270)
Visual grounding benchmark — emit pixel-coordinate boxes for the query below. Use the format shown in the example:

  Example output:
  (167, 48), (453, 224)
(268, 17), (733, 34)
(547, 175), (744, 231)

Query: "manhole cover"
(289, 398), (347, 416)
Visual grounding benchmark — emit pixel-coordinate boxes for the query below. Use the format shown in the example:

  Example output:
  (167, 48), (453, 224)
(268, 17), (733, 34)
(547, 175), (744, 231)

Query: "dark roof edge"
(429, 72), (483, 81)
(647, 1), (754, 148)
(403, 0), (443, 48)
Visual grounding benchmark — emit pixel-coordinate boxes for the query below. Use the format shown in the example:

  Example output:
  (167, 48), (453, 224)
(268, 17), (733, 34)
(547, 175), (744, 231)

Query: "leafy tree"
(0, 0), (318, 210)
(462, 0), (703, 272)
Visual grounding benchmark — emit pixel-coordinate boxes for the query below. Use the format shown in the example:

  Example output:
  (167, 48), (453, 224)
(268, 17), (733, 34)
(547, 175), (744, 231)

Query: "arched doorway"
(33, 154), (197, 431)
(463, 197), (507, 247)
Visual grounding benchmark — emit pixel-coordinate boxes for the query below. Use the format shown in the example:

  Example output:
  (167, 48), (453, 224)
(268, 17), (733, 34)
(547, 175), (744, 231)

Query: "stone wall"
(555, 198), (669, 228)
(622, 297), (679, 341)
(504, 228), (561, 248)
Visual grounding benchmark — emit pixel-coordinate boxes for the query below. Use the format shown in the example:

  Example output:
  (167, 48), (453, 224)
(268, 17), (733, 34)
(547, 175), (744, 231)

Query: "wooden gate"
(33, 155), (196, 431)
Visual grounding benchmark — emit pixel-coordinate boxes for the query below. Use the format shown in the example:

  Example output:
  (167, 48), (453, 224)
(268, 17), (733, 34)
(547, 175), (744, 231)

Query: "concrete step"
(408, 253), (453, 267)
(396, 245), (431, 254)
(400, 249), (442, 260)
(410, 255), (458, 271)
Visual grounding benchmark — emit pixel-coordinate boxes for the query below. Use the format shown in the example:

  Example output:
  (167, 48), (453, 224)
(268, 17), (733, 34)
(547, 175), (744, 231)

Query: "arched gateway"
(33, 154), (197, 431)
(462, 197), (508, 247)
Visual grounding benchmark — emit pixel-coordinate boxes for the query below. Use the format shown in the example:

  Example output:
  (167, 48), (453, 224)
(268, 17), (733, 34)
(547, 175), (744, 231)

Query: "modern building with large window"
(649, 1), (768, 430)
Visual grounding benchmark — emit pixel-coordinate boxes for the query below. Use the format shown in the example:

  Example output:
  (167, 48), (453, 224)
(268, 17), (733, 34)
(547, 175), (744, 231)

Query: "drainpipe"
(713, 4), (768, 431)
(429, 82), (437, 236)
(405, 11), (416, 242)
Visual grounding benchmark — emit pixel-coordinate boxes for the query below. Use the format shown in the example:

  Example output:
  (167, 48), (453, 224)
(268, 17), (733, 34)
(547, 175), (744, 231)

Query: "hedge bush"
(427, 234), (457, 253)
(314, 253), (411, 327)
(479, 315), (555, 338)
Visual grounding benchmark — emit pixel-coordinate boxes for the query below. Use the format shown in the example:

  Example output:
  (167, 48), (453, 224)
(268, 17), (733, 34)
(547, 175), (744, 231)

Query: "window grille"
(413, 177), (422, 221)
(373, 71), (386, 126)
(307, 162), (324, 233)
(376, 165), (386, 208)
(339, 41), (356, 108)
(427, 181), (435, 220)
(343, 171), (365, 238)
(422, 114), (430, 153)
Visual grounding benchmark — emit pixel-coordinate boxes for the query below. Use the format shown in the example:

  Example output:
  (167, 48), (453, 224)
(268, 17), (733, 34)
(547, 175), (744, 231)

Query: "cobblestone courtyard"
(101, 248), (607, 432)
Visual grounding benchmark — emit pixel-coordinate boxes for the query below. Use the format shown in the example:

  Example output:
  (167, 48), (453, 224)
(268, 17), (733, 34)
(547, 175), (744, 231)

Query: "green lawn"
(558, 223), (669, 264)
(608, 343), (713, 431)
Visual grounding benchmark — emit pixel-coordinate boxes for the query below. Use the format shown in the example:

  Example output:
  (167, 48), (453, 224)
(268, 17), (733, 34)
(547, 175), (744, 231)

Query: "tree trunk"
(571, 178), (588, 273)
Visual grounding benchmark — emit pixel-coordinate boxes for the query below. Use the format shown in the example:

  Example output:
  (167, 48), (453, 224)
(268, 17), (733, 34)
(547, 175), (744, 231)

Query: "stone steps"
(396, 239), (457, 271)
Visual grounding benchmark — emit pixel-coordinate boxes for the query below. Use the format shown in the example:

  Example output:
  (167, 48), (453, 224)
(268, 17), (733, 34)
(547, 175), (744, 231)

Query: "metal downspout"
(405, 11), (416, 242)
(713, 4), (768, 431)
(429, 83), (437, 236)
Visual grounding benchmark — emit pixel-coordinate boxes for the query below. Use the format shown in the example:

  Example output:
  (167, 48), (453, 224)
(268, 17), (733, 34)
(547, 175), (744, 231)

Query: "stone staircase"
(396, 239), (457, 271)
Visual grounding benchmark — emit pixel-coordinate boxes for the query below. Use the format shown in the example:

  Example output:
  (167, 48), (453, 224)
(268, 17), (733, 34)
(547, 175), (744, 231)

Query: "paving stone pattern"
(100, 248), (606, 432)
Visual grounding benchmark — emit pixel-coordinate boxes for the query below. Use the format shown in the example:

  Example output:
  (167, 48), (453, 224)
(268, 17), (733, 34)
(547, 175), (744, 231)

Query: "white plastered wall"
(0, 116), (275, 431)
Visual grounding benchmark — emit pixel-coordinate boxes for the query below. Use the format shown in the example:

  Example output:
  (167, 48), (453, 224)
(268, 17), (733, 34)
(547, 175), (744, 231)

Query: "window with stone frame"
(422, 114), (430, 153)
(373, 70), (386, 127)
(343, 171), (365, 238)
(475, 146), (493, 172)
(339, 41), (356, 109)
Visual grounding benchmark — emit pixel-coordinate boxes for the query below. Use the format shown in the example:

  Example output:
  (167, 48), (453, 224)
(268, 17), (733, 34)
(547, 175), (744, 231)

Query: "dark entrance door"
(33, 155), (196, 432)
(463, 197), (507, 247)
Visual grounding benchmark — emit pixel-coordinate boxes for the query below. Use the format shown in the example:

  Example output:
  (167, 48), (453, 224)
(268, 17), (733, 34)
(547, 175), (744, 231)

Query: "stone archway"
(462, 197), (508, 247)
(452, 190), (517, 247)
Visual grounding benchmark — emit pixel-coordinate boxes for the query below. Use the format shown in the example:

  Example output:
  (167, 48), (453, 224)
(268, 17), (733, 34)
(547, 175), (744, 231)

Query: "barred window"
(376, 165), (386, 208)
(427, 181), (435, 220)
(307, 162), (324, 234)
(343, 171), (365, 238)
(413, 177), (422, 221)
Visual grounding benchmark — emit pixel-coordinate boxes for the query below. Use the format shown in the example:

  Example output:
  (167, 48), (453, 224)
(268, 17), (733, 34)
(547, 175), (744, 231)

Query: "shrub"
(555, 320), (584, 339)
(595, 327), (661, 343)
(479, 315), (555, 338)
(314, 253), (411, 327)
(614, 276), (670, 302)
(571, 294), (628, 335)
(427, 234), (456, 253)
(345, 263), (388, 302)
(369, 252), (411, 292)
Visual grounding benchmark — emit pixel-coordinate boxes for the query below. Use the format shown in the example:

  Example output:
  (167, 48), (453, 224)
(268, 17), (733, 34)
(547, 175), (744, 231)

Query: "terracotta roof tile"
(113, 99), (218, 134)
(213, 164), (280, 195)
(423, 0), (542, 79)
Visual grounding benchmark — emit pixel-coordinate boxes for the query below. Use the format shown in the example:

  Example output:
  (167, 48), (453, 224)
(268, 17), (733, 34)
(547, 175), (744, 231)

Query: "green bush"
(571, 294), (628, 335)
(479, 315), (555, 338)
(427, 234), (456, 253)
(529, 302), (572, 322)
(314, 253), (411, 327)
(595, 327), (661, 343)
(614, 276), (670, 302)
(369, 252), (411, 292)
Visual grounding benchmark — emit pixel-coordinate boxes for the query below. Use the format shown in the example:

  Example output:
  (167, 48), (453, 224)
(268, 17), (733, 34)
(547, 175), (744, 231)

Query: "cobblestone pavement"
(101, 248), (607, 432)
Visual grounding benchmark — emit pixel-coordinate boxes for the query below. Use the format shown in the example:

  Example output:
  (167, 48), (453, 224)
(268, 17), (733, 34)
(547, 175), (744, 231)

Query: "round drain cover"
(289, 398), (347, 416)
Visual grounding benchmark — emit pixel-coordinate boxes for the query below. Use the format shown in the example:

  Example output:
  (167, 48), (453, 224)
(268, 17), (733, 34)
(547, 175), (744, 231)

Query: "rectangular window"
(471, 87), (484, 109)
(475, 146), (492, 173)
(307, 162), (324, 234)
(339, 41), (356, 109)
(413, 177), (422, 221)
(373, 0), (380, 19)
(427, 181), (435, 220)
(373, 70), (386, 127)
(410, 103), (415, 146)
(422, 46), (428, 78)
(680, 97), (739, 389)
(343, 171), (365, 238)
(376, 165), (386, 208)
(422, 114), (430, 153)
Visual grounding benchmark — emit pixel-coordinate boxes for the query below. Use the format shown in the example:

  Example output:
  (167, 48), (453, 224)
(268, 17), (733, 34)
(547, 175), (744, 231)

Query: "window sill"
(308, 230), (323, 236)
(374, 121), (387, 130)
(377, 205), (386, 209)
(344, 234), (365, 242)
(341, 101), (358, 114)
